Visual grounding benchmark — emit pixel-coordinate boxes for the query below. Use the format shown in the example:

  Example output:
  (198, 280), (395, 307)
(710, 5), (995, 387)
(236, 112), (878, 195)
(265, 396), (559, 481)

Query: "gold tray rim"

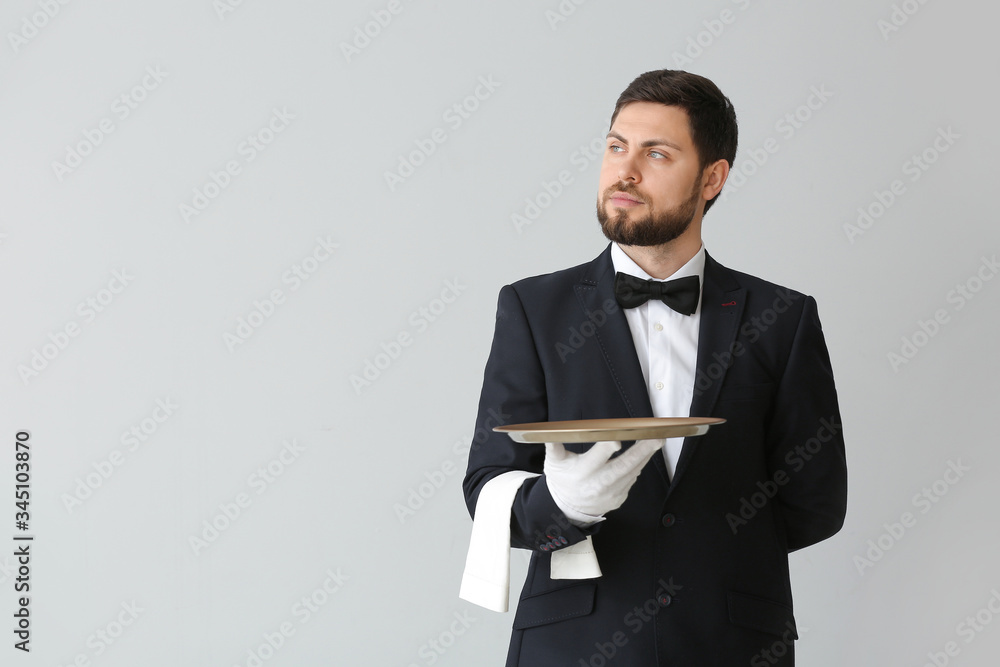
(493, 417), (726, 443)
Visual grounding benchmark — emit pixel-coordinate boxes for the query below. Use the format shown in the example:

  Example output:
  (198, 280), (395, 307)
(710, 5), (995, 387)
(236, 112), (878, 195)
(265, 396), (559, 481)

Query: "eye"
(609, 144), (624, 153)
(649, 150), (667, 159)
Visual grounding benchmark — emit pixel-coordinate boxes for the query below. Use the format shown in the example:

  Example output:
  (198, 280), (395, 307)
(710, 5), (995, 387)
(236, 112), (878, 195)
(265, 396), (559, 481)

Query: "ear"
(701, 159), (730, 201)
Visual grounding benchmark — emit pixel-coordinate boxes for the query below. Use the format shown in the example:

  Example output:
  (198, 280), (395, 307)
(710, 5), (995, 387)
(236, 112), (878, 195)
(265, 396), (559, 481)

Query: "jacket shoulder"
(714, 257), (811, 306)
(500, 252), (605, 314)
(509, 258), (592, 293)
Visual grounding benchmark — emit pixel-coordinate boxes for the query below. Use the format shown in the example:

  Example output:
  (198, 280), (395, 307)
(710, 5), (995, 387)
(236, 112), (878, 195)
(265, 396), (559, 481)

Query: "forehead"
(609, 102), (694, 147)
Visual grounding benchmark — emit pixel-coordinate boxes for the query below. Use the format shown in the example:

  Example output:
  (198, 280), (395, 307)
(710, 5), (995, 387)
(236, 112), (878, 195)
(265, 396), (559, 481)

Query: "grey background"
(1, 0), (998, 665)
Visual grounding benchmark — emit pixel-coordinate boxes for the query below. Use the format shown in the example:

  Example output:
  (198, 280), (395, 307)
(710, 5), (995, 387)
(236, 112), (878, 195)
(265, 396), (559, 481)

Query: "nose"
(618, 153), (641, 184)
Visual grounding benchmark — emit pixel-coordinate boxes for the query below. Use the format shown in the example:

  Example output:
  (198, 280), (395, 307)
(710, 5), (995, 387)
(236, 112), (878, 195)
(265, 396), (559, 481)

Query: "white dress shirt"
(610, 241), (705, 480)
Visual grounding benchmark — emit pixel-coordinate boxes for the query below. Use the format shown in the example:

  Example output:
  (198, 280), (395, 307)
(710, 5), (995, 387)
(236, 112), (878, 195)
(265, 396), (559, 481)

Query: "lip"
(609, 192), (643, 206)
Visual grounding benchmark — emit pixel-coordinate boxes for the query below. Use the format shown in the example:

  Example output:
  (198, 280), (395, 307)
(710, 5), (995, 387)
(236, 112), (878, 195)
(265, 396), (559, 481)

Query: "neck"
(618, 234), (702, 280)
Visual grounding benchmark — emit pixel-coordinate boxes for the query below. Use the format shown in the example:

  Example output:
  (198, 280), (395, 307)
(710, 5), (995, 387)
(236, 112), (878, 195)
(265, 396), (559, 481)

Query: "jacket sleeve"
(766, 295), (848, 551)
(463, 284), (599, 551)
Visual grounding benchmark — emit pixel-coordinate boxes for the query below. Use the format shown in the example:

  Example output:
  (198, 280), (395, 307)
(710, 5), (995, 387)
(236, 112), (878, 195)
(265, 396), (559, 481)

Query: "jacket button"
(661, 513), (676, 527)
(659, 594), (672, 607)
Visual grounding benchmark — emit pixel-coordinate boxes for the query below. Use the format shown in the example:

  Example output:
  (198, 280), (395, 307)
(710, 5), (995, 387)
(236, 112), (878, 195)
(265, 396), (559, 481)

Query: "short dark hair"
(610, 70), (738, 214)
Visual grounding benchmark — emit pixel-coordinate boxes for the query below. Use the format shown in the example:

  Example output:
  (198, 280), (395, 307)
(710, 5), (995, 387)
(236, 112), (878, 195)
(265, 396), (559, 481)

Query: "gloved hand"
(543, 439), (665, 524)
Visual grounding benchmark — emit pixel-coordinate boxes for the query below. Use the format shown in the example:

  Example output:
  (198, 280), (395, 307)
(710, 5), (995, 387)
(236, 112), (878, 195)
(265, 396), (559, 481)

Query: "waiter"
(463, 69), (847, 666)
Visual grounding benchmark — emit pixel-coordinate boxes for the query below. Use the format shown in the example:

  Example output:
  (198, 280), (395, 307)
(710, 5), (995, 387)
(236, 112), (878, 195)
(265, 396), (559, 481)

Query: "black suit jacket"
(463, 243), (847, 667)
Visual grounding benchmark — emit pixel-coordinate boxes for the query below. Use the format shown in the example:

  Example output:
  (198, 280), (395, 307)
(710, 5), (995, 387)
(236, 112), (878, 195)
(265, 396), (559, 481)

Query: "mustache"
(606, 185), (644, 202)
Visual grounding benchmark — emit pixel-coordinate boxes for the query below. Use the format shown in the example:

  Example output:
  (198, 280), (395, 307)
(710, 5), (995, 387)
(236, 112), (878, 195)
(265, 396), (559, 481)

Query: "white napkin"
(459, 470), (602, 612)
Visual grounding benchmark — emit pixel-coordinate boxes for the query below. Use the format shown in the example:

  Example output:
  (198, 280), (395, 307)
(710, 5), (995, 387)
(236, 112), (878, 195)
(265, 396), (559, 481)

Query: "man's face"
(597, 101), (706, 247)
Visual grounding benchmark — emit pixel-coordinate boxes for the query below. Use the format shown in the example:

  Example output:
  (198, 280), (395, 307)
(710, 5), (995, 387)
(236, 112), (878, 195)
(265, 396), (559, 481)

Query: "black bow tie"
(614, 272), (700, 315)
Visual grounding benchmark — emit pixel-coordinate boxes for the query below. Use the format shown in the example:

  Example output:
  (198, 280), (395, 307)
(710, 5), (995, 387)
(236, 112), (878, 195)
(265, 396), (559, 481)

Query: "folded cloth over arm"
(459, 470), (602, 612)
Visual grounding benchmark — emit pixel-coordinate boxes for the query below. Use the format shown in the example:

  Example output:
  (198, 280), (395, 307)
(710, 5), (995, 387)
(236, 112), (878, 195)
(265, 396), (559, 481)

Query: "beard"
(597, 179), (701, 247)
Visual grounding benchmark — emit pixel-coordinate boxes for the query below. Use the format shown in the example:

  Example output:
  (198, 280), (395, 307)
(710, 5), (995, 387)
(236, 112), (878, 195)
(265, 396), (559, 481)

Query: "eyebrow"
(606, 131), (682, 152)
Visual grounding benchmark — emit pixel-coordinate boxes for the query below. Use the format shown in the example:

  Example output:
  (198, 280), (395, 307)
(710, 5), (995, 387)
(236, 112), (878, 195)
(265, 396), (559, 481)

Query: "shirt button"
(654, 382), (664, 390)
(654, 323), (663, 331)
(659, 594), (672, 607)
(661, 513), (676, 527)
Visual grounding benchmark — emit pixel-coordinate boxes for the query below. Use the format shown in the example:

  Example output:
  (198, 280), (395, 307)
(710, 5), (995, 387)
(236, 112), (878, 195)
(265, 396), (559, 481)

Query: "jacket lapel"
(573, 244), (653, 421)
(667, 251), (745, 495)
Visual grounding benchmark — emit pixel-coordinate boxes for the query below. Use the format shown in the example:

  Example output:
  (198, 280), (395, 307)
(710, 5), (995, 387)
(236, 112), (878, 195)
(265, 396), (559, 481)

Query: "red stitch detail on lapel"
(721, 300), (737, 306)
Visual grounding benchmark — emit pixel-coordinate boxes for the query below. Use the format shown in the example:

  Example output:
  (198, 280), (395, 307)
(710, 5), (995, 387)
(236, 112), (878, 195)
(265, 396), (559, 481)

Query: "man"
(463, 69), (847, 666)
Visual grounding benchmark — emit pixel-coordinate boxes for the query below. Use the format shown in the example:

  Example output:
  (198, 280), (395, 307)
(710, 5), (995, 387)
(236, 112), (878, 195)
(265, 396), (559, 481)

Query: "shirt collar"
(610, 241), (706, 284)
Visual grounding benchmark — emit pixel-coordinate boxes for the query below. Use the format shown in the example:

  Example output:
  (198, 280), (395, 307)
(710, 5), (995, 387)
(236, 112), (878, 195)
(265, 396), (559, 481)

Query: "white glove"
(544, 439), (665, 525)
